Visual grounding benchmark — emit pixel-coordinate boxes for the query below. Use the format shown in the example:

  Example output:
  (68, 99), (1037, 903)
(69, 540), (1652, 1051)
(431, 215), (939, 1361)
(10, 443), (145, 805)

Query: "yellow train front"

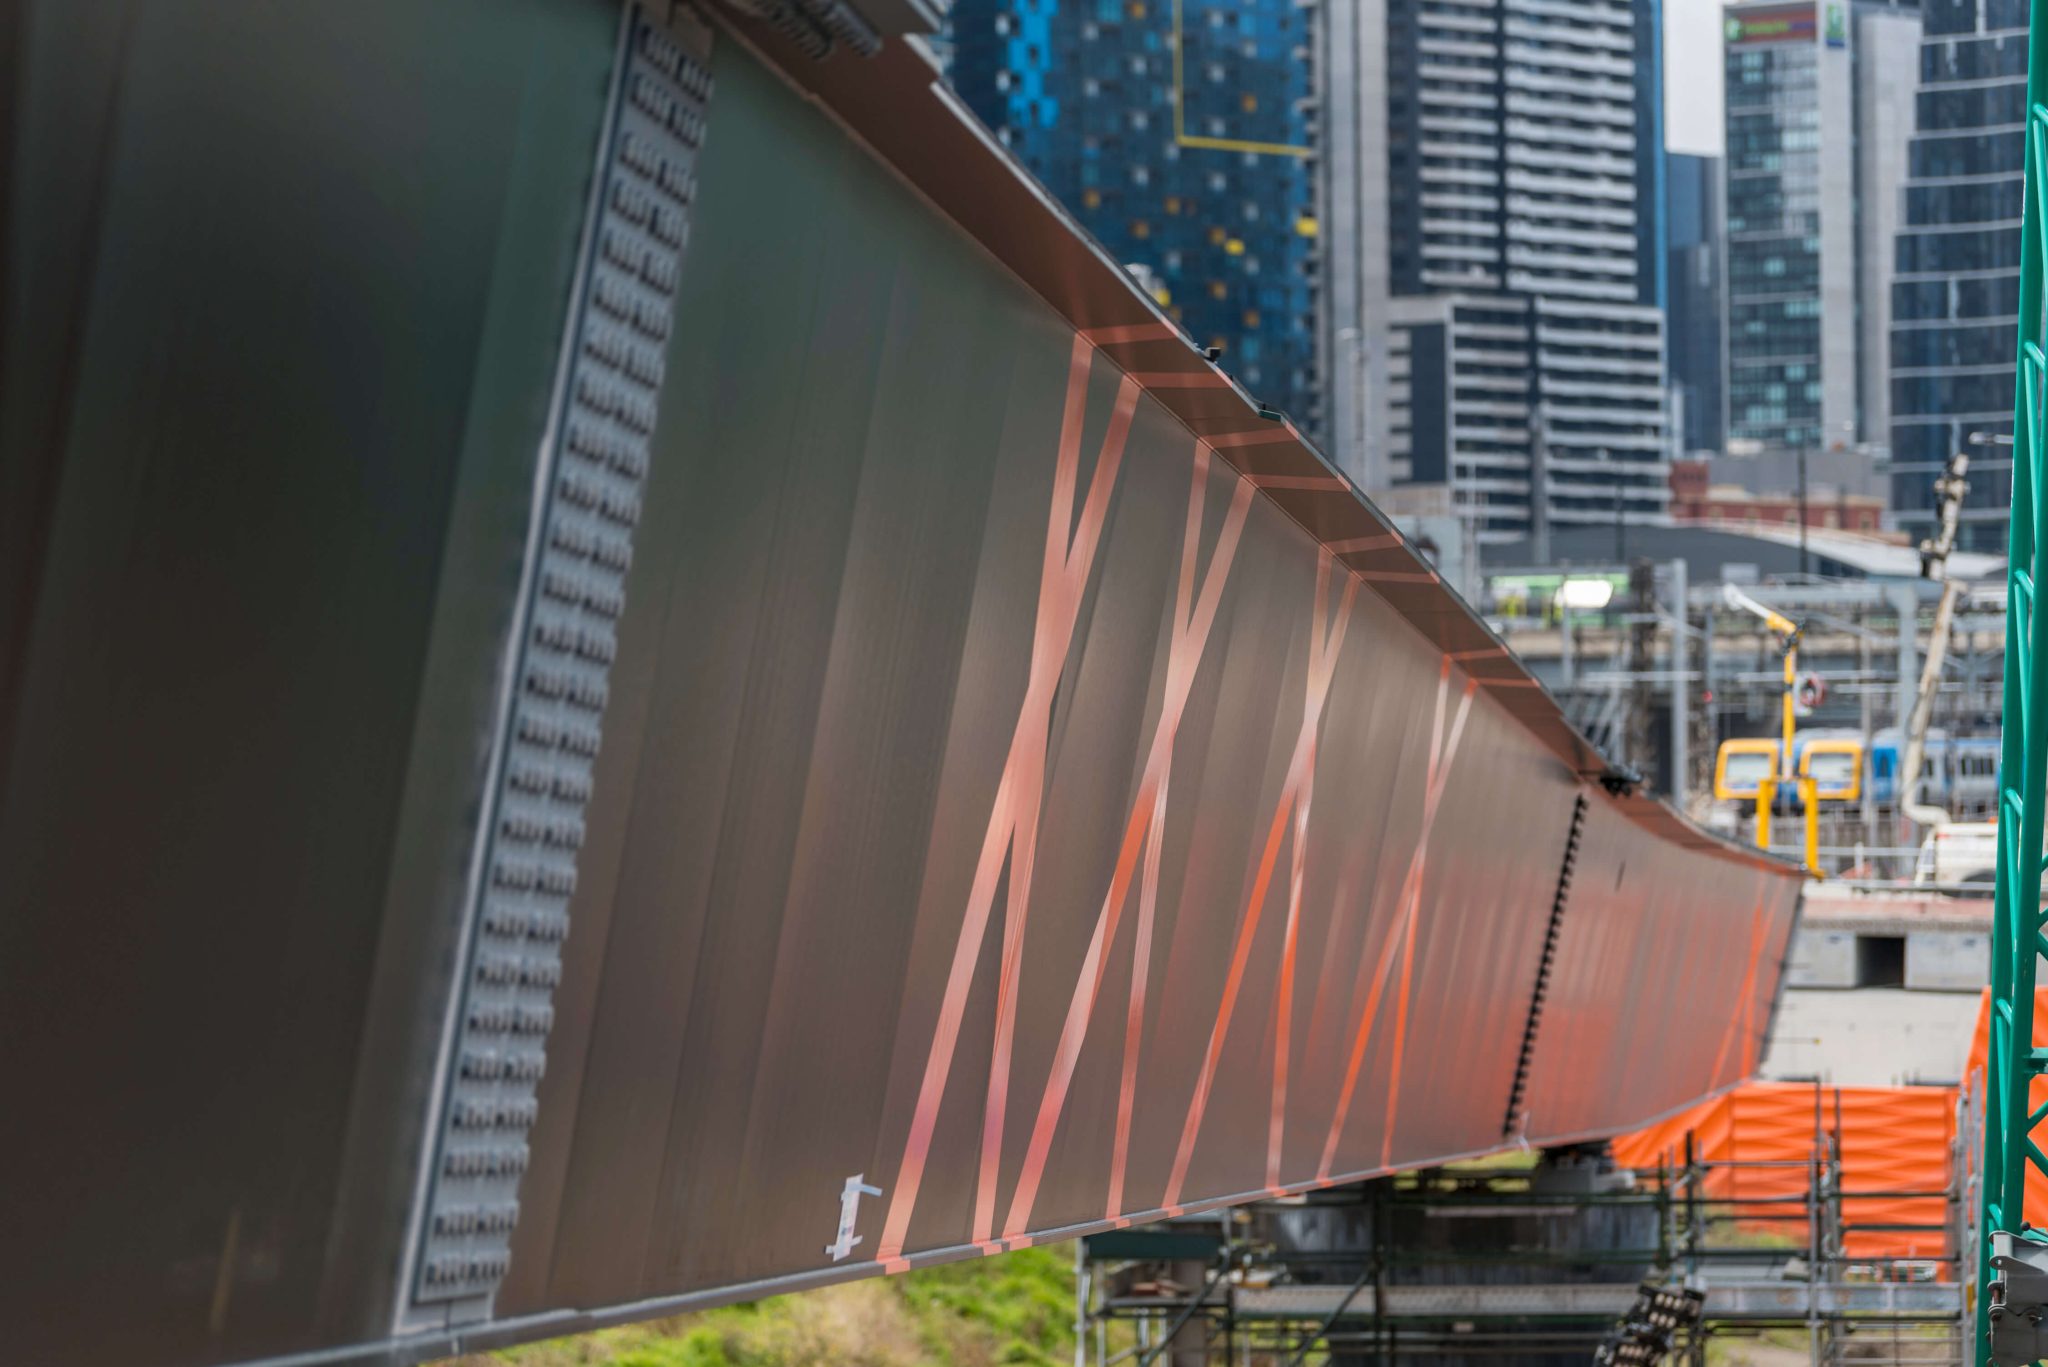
(1710, 730), (2000, 872)
(1714, 732), (1868, 805)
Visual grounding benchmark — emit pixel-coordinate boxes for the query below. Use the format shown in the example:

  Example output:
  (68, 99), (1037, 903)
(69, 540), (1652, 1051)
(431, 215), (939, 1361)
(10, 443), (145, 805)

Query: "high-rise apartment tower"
(1323, 0), (1671, 545)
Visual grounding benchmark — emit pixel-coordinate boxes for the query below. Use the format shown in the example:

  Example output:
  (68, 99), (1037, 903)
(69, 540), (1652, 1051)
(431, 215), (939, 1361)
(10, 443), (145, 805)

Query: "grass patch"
(447, 1246), (1082, 1367)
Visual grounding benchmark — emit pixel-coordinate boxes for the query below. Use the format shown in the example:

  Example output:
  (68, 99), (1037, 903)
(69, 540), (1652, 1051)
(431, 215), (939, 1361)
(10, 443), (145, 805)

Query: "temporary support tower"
(1978, 2), (2048, 1358)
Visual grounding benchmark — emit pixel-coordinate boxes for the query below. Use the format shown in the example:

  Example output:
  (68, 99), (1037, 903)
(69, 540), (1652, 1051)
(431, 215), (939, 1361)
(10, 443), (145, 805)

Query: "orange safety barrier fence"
(1964, 986), (2048, 1230)
(1614, 1081), (1955, 1263)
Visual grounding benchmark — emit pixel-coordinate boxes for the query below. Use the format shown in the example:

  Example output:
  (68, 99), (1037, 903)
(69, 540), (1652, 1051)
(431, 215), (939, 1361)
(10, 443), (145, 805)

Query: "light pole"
(1669, 557), (1688, 803)
(1613, 480), (1625, 562)
(1797, 444), (1810, 579)
(1338, 326), (1366, 487)
(1727, 436), (1818, 577)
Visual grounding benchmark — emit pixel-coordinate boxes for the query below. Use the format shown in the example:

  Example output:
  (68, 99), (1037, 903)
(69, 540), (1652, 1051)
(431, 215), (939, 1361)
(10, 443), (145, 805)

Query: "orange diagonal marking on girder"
(1709, 879), (1773, 1088)
(1108, 767), (1171, 1218)
(1265, 744), (1319, 1193)
(1377, 672), (1476, 1170)
(1319, 666), (1460, 1178)
(1317, 660), (1477, 1181)
(1161, 551), (1358, 1212)
(877, 336), (1134, 1265)
(1001, 449), (1256, 1238)
(1266, 564), (1364, 1192)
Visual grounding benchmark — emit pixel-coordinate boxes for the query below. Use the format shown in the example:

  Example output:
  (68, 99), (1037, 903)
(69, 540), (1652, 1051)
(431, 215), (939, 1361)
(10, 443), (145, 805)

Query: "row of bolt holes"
(608, 176), (688, 249)
(499, 809), (586, 851)
(533, 614), (619, 670)
(539, 566), (626, 622)
(549, 513), (634, 580)
(636, 22), (711, 101)
(423, 1249), (512, 1287)
(491, 859), (577, 897)
(441, 1144), (530, 1179)
(451, 1096), (541, 1131)
(482, 907), (570, 942)
(598, 228), (679, 297)
(585, 317), (666, 388)
(460, 1048), (546, 1083)
(474, 952), (563, 991)
(567, 415), (653, 478)
(629, 72), (708, 147)
(522, 665), (606, 716)
(592, 271), (673, 348)
(433, 1202), (520, 1239)
(507, 761), (593, 804)
(576, 363), (659, 433)
(466, 1001), (554, 1036)
(558, 470), (643, 533)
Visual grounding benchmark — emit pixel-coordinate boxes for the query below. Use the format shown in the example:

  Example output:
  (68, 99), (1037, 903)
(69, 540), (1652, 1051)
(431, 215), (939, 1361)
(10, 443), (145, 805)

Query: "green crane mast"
(1979, 4), (2048, 1358)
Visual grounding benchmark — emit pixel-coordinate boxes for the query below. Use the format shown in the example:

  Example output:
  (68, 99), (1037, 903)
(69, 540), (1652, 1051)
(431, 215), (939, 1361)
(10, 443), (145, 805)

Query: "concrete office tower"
(1668, 153), (1726, 457)
(1322, 0), (1671, 547)
(1889, 0), (2027, 552)
(947, 0), (1321, 440)
(1722, 0), (1920, 463)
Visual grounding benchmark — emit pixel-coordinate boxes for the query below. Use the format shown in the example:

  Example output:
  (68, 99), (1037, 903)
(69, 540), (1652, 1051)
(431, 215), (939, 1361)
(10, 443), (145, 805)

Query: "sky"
(1664, 0), (1724, 155)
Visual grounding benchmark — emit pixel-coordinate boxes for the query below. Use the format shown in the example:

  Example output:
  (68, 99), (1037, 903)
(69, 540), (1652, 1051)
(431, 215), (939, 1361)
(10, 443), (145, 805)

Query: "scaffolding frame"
(1076, 1112), (1960, 1366)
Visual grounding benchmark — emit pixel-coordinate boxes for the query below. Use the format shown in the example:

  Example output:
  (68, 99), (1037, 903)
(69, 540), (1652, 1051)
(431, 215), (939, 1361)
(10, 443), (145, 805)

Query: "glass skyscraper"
(1722, 0), (1919, 461)
(946, 0), (1321, 438)
(1667, 152), (1726, 456)
(1723, 3), (1830, 454)
(1889, 0), (2026, 550)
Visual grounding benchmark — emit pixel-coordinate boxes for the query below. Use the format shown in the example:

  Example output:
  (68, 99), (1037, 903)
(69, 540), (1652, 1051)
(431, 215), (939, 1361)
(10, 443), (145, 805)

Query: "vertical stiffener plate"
(408, 1), (713, 1316)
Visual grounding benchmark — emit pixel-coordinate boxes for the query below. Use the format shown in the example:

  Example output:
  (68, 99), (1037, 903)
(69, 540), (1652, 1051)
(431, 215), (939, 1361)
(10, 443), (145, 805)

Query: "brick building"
(1669, 458), (1887, 533)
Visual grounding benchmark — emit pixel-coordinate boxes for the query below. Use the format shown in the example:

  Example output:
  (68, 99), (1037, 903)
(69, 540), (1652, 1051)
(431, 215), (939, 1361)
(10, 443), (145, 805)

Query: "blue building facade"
(947, 0), (1322, 438)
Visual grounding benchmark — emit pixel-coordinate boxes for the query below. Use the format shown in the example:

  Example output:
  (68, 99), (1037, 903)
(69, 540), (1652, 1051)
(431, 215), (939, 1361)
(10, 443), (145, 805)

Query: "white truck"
(1913, 821), (1998, 887)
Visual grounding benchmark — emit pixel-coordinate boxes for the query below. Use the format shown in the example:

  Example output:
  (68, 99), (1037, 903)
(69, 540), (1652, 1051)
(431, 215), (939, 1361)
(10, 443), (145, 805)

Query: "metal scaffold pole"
(1977, 0), (2048, 1357)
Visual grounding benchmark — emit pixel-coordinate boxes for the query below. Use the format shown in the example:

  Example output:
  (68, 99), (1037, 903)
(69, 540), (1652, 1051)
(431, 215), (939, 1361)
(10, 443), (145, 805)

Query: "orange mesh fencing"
(1963, 986), (2048, 1230)
(1613, 1081), (1955, 1262)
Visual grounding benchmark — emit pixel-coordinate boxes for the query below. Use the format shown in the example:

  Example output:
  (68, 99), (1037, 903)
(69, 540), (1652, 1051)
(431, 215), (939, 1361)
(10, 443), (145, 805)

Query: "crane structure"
(1899, 452), (1972, 833)
(1720, 582), (1822, 874)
